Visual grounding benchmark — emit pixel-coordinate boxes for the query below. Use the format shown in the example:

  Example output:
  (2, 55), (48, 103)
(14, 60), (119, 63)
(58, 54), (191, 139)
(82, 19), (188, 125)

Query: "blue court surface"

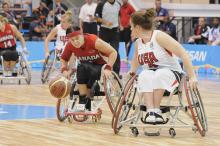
(0, 104), (56, 120)
(0, 73), (219, 121)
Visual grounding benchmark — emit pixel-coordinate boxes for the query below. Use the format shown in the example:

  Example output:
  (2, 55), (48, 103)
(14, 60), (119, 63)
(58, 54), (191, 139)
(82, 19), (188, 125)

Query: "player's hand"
(22, 47), (29, 55)
(105, 21), (113, 27)
(45, 52), (50, 58)
(125, 71), (136, 81)
(62, 70), (72, 79)
(189, 76), (198, 90)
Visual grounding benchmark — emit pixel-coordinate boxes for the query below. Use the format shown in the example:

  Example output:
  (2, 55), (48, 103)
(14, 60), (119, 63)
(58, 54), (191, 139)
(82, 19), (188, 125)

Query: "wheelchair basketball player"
(128, 8), (198, 124)
(44, 10), (73, 58)
(0, 16), (28, 76)
(60, 31), (117, 112)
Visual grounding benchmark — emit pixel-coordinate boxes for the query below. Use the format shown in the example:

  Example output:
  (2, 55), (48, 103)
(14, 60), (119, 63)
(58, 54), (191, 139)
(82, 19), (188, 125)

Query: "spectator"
(37, 1), (49, 18)
(95, 0), (121, 75)
(208, 17), (220, 46)
(49, 0), (68, 25)
(29, 15), (46, 41)
(154, 0), (169, 28)
(79, 0), (97, 34)
(158, 16), (177, 40)
(2, 2), (19, 27)
(119, 0), (135, 60)
(188, 17), (210, 44)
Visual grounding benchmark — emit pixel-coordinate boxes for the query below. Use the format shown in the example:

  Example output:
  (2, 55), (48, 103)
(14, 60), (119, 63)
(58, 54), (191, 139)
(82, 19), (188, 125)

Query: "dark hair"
(131, 8), (155, 30)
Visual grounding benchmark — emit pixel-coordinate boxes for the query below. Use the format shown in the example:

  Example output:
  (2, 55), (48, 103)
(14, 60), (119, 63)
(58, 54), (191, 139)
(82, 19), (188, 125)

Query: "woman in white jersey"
(129, 8), (198, 124)
(44, 11), (73, 58)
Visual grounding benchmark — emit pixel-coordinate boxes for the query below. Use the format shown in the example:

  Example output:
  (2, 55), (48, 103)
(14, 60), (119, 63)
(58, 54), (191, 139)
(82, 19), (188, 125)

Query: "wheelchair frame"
(112, 74), (208, 137)
(0, 51), (31, 84)
(56, 71), (123, 123)
(41, 49), (61, 84)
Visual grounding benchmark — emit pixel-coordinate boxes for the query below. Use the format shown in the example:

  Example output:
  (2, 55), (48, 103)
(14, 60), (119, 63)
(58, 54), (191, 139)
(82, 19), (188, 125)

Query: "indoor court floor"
(0, 71), (220, 146)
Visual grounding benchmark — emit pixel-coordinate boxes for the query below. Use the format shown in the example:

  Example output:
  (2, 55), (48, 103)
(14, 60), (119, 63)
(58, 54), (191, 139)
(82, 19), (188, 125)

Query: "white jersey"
(55, 24), (68, 50)
(137, 30), (182, 72)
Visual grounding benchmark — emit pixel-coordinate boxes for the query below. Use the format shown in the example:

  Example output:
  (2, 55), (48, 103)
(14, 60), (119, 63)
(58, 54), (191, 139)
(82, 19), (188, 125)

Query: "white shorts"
(137, 68), (180, 93)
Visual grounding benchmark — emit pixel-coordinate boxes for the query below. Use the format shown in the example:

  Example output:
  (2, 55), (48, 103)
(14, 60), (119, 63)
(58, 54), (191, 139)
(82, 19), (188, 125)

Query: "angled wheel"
(113, 75), (137, 134)
(56, 80), (76, 122)
(184, 77), (208, 137)
(41, 50), (56, 84)
(56, 97), (69, 122)
(103, 71), (123, 115)
(68, 81), (88, 123)
(19, 52), (31, 84)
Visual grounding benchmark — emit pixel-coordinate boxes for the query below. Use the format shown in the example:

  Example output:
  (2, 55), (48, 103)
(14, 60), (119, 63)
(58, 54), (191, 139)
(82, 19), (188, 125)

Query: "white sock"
(147, 108), (154, 113)
(154, 108), (161, 114)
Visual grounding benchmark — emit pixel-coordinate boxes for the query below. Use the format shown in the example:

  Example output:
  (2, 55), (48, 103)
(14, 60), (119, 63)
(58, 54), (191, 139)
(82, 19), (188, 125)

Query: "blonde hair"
(0, 16), (8, 24)
(62, 10), (73, 24)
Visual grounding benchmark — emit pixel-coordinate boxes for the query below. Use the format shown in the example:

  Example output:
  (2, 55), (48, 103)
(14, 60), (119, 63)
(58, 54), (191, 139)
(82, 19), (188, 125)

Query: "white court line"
(0, 108), (8, 114)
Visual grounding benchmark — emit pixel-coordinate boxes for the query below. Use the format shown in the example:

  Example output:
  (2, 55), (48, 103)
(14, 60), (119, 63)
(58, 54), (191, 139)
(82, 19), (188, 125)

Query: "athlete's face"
(70, 35), (85, 48)
(61, 17), (71, 30)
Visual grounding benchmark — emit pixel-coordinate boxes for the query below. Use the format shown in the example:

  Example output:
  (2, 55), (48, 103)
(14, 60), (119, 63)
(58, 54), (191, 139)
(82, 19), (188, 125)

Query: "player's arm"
(61, 43), (74, 71)
(156, 31), (197, 88)
(11, 24), (26, 49)
(44, 27), (58, 57)
(95, 38), (117, 69)
(130, 41), (139, 73)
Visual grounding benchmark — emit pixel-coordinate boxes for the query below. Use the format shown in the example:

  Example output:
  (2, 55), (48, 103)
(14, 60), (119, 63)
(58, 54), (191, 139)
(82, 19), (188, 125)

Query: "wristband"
(104, 64), (112, 71)
(61, 67), (68, 73)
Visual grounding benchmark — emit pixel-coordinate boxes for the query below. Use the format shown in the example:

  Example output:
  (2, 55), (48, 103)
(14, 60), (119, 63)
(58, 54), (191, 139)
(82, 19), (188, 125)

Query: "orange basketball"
(49, 76), (71, 98)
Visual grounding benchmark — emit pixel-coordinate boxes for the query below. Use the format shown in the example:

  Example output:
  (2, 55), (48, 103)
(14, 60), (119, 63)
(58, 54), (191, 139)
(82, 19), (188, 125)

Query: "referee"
(95, 0), (121, 75)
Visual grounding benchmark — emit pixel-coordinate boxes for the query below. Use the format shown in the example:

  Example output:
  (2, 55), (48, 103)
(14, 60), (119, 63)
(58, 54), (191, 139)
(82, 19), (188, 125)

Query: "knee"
(2, 50), (19, 61)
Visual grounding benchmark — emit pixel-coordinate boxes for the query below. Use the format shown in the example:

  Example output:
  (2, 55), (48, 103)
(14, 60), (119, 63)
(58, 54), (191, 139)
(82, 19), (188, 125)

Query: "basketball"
(49, 76), (71, 98)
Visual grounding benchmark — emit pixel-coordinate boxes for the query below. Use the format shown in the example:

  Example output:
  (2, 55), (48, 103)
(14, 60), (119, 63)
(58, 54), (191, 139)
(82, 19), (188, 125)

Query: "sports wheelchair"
(41, 49), (61, 84)
(56, 71), (123, 123)
(112, 73), (208, 137)
(0, 50), (31, 84)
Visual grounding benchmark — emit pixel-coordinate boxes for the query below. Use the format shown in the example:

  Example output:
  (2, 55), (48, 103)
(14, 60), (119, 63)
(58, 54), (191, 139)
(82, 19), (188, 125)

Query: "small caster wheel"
(92, 116), (97, 123)
(68, 116), (73, 123)
(192, 127), (197, 133)
(184, 106), (188, 112)
(169, 128), (176, 138)
(131, 127), (139, 137)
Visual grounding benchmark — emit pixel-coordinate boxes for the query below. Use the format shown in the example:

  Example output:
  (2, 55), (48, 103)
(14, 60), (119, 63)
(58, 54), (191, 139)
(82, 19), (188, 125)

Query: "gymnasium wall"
(17, 41), (220, 74)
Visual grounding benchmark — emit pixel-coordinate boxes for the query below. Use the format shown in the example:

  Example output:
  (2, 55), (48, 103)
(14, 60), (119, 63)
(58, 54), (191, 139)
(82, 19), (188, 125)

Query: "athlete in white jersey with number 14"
(129, 8), (198, 124)
(44, 11), (73, 58)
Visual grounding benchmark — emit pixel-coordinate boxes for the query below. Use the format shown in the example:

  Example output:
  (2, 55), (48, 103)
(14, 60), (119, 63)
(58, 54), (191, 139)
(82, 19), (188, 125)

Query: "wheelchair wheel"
(20, 52), (31, 84)
(113, 75), (137, 134)
(69, 81), (88, 122)
(41, 50), (56, 84)
(103, 71), (123, 115)
(56, 97), (69, 122)
(184, 77), (208, 136)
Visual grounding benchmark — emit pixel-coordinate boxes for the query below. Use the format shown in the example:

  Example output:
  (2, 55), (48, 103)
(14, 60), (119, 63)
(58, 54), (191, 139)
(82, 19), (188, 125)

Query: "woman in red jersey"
(61, 31), (117, 111)
(0, 16), (27, 76)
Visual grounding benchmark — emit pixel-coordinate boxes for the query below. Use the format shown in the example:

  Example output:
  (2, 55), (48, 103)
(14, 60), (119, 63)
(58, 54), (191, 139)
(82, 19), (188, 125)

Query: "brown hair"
(131, 8), (155, 30)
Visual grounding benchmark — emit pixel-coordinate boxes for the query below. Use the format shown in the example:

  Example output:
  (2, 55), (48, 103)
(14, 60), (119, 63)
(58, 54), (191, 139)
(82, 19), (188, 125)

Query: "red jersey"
(61, 34), (107, 65)
(0, 24), (16, 49)
(120, 3), (135, 28)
